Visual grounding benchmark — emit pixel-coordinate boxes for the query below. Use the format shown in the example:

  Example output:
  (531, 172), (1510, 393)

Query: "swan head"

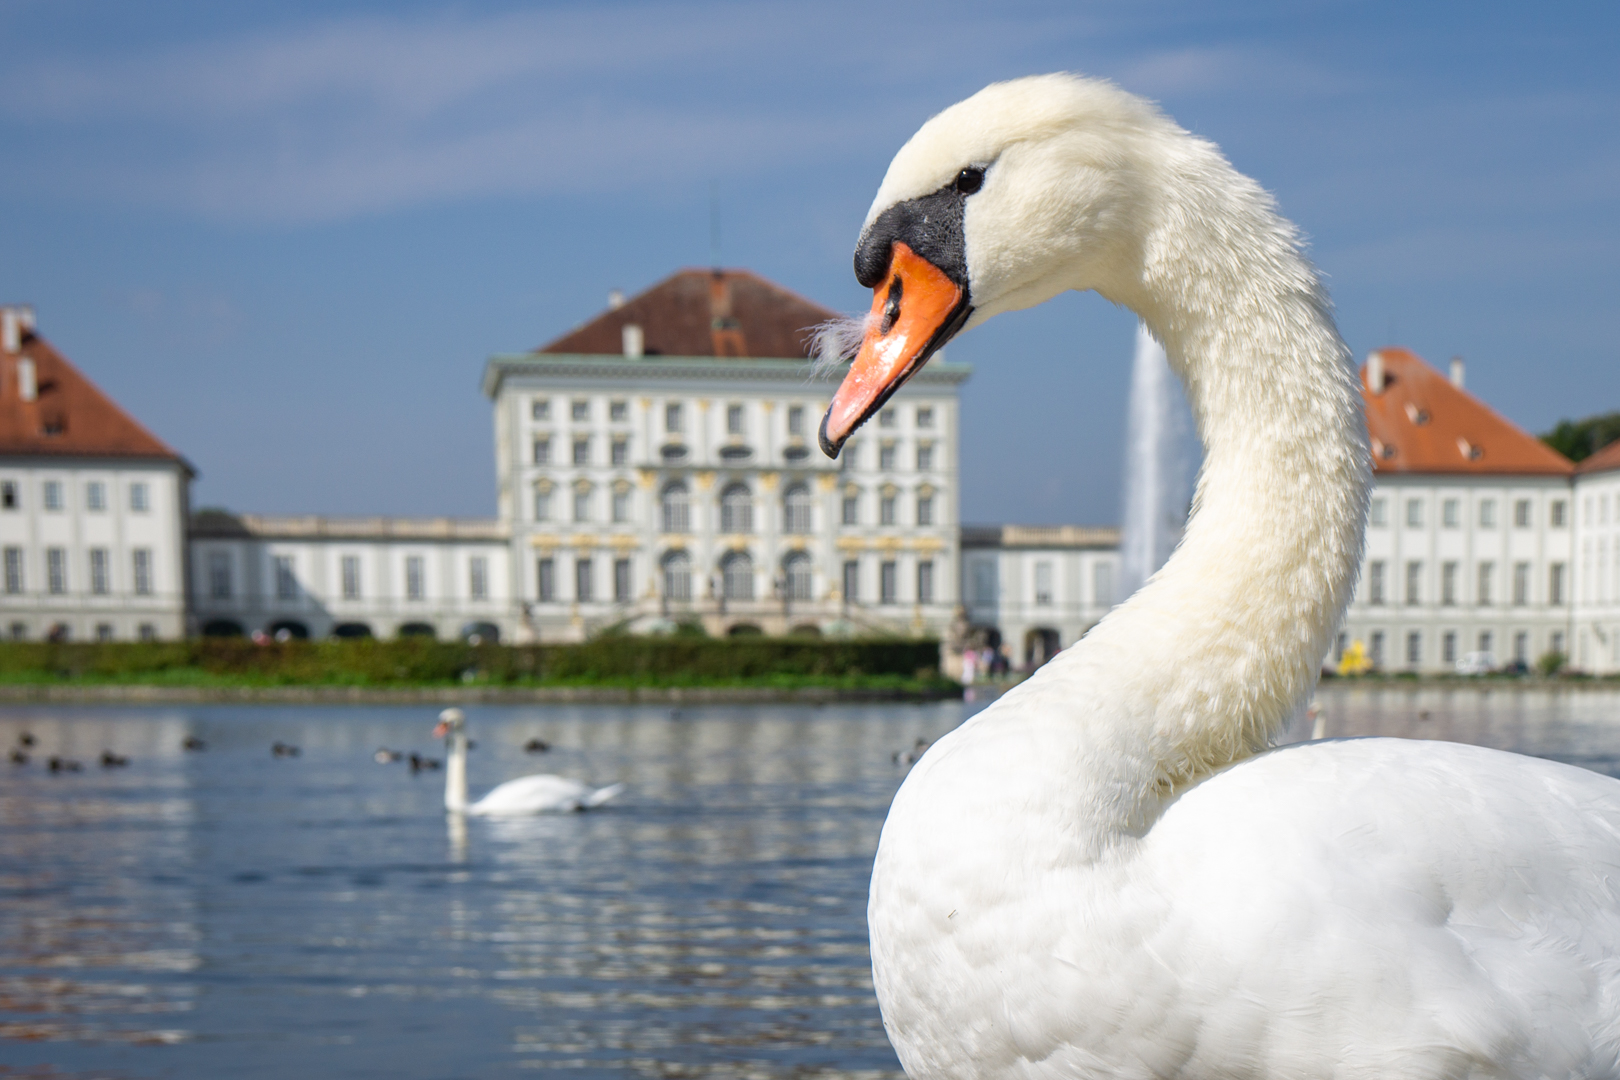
(821, 72), (1174, 455)
(432, 707), (465, 739)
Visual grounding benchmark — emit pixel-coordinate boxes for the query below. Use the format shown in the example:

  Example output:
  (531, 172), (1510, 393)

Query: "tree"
(1541, 411), (1620, 463)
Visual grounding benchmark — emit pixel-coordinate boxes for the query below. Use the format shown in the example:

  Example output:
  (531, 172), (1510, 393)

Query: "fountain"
(1117, 322), (1195, 602)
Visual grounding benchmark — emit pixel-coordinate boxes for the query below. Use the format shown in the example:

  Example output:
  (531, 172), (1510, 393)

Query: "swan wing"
(872, 735), (1620, 1080)
(468, 774), (593, 815)
(584, 782), (626, 808)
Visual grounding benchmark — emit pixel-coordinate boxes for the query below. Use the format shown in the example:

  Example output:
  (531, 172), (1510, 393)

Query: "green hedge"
(0, 637), (944, 686)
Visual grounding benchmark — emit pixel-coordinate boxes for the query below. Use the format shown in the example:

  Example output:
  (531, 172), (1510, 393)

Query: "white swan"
(821, 74), (1620, 1080)
(432, 708), (624, 815)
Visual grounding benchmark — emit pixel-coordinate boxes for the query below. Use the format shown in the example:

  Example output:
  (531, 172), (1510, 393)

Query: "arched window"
(721, 551), (754, 601)
(661, 482), (690, 534)
(783, 552), (813, 601)
(783, 484), (812, 534)
(662, 550), (692, 601)
(720, 483), (753, 534)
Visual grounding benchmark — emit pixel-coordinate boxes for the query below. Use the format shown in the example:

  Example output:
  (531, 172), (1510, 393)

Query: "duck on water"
(822, 73), (1620, 1080)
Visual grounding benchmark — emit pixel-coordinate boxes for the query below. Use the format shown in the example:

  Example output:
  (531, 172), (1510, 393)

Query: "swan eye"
(954, 167), (985, 195)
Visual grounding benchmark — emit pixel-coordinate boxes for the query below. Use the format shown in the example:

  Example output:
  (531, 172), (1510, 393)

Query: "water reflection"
(3, 692), (1615, 1078)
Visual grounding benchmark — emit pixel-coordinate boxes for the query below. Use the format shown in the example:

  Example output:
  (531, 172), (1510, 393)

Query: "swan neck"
(445, 730), (468, 812)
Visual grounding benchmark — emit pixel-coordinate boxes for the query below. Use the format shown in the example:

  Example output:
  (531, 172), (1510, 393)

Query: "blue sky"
(1, 1), (1615, 524)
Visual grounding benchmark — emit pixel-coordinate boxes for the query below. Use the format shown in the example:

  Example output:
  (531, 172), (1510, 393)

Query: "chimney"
(1366, 351), (1384, 393)
(1449, 356), (1465, 389)
(17, 357), (36, 402)
(622, 323), (644, 359)
(608, 289), (625, 310)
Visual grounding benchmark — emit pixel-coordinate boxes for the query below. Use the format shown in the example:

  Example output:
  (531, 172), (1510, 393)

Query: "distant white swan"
(433, 709), (624, 815)
(820, 73), (1620, 1080)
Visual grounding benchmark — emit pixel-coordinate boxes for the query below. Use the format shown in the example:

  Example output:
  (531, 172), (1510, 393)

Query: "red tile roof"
(1362, 347), (1573, 476)
(1578, 436), (1620, 475)
(538, 268), (840, 360)
(0, 327), (188, 466)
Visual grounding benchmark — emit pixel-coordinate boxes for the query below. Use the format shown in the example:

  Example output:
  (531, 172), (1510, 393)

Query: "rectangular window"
(973, 560), (997, 606)
(609, 400), (628, 423)
(575, 557), (592, 602)
(1550, 499), (1567, 527)
(1514, 499), (1531, 528)
(469, 556), (488, 600)
(916, 406), (934, 428)
(917, 560), (935, 605)
(1406, 499), (1423, 528)
(1369, 631), (1384, 667)
(274, 554), (296, 600)
(1369, 498), (1386, 527)
(43, 480), (63, 511)
(538, 557), (555, 602)
(842, 560), (859, 603)
(880, 443), (897, 471)
(1479, 499), (1496, 529)
(726, 404), (745, 435)
(1368, 560), (1385, 605)
(1477, 561), (1494, 605)
(879, 409), (897, 428)
(535, 489), (551, 522)
(880, 495), (896, 526)
(611, 439), (628, 466)
(133, 549), (152, 596)
(405, 555), (425, 601)
(916, 494), (934, 526)
(46, 547), (66, 594)
(1406, 631), (1422, 666)
(917, 443), (934, 471)
(1405, 561), (1422, 605)
(839, 442), (857, 472)
(788, 405), (805, 436)
(1, 480), (16, 509)
(1513, 561), (1530, 606)
(3, 547), (21, 593)
(86, 481), (106, 512)
(614, 558), (631, 604)
(612, 489), (630, 523)
(573, 488), (591, 523)
(1034, 561), (1054, 606)
(1514, 630), (1529, 664)
(1478, 630), (1493, 656)
(1549, 562), (1566, 606)
(341, 555), (361, 600)
(571, 399), (589, 421)
(138, 623), (156, 642)
(96, 623), (113, 642)
(573, 439), (590, 465)
(880, 560), (898, 604)
(1442, 498), (1459, 528)
(206, 551), (231, 599)
(1093, 562), (1114, 606)
(1441, 561), (1458, 606)
(532, 398), (551, 421)
(842, 494), (858, 525)
(665, 402), (683, 433)
(89, 548), (109, 595)
(130, 482), (150, 512)
(1442, 630), (1457, 664)
(1551, 630), (1565, 656)
(533, 438), (551, 465)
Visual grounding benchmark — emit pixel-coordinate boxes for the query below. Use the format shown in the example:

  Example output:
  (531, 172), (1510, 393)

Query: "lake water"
(2, 687), (1618, 1079)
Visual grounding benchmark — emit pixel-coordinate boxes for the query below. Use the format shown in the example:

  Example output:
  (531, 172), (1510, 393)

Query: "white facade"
(188, 515), (511, 640)
(483, 353), (969, 641)
(0, 458), (190, 641)
(1574, 461), (1620, 674)
(1341, 477), (1574, 672)
(960, 525), (1121, 669)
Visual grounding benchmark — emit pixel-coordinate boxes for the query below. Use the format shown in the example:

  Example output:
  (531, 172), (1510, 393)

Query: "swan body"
(820, 74), (1620, 1080)
(434, 709), (624, 815)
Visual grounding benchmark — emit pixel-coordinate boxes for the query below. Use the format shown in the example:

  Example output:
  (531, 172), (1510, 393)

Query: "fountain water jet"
(1117, 322), (1196, 602)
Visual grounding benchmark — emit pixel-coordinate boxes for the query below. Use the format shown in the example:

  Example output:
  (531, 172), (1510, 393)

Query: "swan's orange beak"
(820, 242), (970, 456)
(432, 721), (450, 738)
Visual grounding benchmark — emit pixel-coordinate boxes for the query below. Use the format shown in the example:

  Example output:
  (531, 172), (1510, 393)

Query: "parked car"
(1456, 651), (1496, 676)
